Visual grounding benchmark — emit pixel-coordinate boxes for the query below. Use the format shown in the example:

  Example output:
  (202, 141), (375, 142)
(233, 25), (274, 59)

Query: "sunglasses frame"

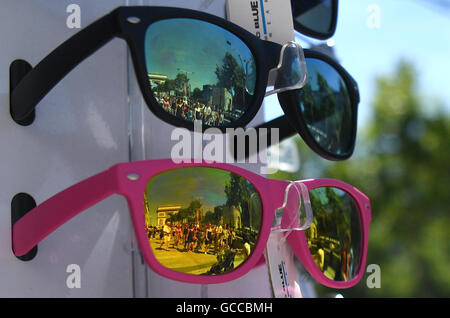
(292, 0), (338, 40)
(277, 50), (360, 160)
(9, 6), (359, 161)
(12, 159), (370, 287)
(282, 178), (371, 288)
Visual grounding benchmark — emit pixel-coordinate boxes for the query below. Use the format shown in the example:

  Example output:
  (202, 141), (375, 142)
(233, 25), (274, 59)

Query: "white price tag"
(226, 0), (295, 45)
(265, 232), (302, 298)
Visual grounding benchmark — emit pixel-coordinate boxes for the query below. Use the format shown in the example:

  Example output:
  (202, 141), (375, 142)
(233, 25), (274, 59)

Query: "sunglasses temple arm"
(239, 115), (296, 159)
(12, 168), (119, 258)
(10, 11), (119, 123)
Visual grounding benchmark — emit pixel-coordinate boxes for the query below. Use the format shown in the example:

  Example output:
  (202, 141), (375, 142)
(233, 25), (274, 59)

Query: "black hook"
(10, 60), (35, 126)
(11, 193), (38, 261)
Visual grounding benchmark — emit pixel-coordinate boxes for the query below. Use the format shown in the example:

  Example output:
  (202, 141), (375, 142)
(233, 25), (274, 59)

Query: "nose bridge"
(294, 181), (313, 230)
(270, 181), (300, 230)
(275, 181), (313, 232)
(265, 41), (308, 96)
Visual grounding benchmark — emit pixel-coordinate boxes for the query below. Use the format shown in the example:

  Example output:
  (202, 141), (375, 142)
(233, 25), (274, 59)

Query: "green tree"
(215, 52), (246, 105)
(273, 60), (450, 297)
(192, 87), (203, 100)
(326, 61), (450, 297)
(155, 79), (176, 94)
(169, 199), (203, 224)
(224, 173), (255, 226)
(215, 53), (244, 89)
(214, 205), (225, 223)
(174, 73), (190, 96)
(202, 210), (215, 225)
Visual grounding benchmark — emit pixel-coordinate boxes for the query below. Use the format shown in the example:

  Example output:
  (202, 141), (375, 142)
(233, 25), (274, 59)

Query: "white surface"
(0, 0), (132, 297)
(0, 0), (273, 297)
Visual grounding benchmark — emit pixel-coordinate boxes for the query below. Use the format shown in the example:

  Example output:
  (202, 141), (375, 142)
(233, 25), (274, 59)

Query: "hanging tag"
(264, 181), (313, 298)
(265, 231), (302, 298)
(226, 0), (295, 45)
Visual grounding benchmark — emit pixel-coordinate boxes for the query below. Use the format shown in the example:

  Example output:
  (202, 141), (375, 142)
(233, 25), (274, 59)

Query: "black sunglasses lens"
(145, 18), (257, 127)
(298, 58), (353, 157)
(306, 186), (362, 281)
(292, 0), (334, 35)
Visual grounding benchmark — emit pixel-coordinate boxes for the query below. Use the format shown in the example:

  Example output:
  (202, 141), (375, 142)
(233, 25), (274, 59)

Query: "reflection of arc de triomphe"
(156, 205), (182, 227)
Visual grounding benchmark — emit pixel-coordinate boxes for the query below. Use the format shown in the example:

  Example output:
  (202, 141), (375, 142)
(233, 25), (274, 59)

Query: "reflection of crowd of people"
(307, 222), (353, 281)
(147, 222), (252, 257)
(156, 96), (228, 126)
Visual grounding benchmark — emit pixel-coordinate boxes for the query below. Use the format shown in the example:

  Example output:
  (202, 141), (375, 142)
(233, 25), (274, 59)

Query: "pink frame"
(282, 179), (371, 289)
(11, 159), (371, 288)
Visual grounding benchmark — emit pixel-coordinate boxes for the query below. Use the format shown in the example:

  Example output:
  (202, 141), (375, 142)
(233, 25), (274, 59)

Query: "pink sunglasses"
(12, 159), (371, 288)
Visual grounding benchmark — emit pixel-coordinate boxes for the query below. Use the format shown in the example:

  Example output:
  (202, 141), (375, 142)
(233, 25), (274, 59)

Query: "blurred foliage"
(273, 60), (450, 297)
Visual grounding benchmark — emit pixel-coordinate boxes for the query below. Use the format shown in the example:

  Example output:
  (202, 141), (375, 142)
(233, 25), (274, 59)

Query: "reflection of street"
(149, 237), (247, 275)
(308, 236), (344, 280)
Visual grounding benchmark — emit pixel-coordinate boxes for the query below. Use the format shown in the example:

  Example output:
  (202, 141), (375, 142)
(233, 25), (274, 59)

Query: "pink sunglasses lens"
(144, 167), (262, 276)
(305, 186), (362, 281)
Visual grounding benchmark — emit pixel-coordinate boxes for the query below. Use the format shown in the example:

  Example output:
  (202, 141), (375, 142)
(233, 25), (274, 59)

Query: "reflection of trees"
(202, 206), (225, 225)
(300, 73), (337, 125)
(224, 172), (260, 229)
(299, 70), (351, 153)
(305, 187), (358, 281)
(164, 173), (260, 231)
(153, 52), (254, 113)
(154, 77), (175, 94)
(301, 73), (337, 129)
(166, 173), (260, 231)
(168, 199), (202, 224)
(192, 87), (202, 100)
(154, 72), (190, 97)
(174, 73), (190, 96)
(215, 52), (248, 107)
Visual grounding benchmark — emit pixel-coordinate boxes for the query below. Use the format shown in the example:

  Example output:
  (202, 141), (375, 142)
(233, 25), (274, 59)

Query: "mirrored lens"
(144, 167), (262, 276)
(292, 0), (334, 34)
(145, 18), (257, 127)
(298, 58), (353, 156)
(305, 187), (361, 281)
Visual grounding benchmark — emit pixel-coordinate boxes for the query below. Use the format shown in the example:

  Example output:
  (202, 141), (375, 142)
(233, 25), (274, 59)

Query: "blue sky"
(265, 0), (450, 127)
(145, 18), (254, 90)
(145, 167), (230, 224)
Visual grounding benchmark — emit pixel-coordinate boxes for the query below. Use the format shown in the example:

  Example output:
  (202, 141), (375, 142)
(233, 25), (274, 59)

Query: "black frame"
(10, 6), (281, 132)
(291, 0), (338, 40)
(9, 6), (358, 161)
(278, 50), (359, 160)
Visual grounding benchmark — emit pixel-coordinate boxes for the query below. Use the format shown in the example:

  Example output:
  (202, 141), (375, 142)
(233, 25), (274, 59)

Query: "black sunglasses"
(291, 0), (338, 40)
(10, 6), (358, 160)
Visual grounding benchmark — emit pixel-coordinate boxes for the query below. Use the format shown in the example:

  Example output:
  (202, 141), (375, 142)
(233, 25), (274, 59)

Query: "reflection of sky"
(145, 18), (254, 90)
(145, 167), (230, 224)
(306, 58), (342, 92)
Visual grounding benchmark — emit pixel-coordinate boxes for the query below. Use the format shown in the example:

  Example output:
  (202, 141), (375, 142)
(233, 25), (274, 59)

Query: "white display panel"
(0, 0), (272, 297)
